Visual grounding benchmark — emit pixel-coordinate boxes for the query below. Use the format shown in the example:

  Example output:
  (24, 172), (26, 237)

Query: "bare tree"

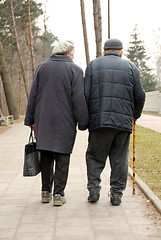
(153, 28), (161, 88)
(27, 0), (35, 77)
(0, 90), (2, 109)
(0, 41), (19, 119)
(10, 0), (29, 99)
(108, 0), (110, 39)
(93, 0), (102, 57)
(80, 0), (90, 65)
(42, 0), (48, 61)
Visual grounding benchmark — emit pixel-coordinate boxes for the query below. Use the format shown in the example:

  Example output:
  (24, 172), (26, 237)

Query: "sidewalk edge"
(128, 167), (161, 214)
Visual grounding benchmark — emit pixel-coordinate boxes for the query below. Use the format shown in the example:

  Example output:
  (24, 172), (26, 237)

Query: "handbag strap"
(28, 126), (34, 143)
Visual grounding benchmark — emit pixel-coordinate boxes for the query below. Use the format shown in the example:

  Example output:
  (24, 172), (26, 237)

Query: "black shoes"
(110, 193), (122, 206)
(88, 190), (122, 205)
(88, 190), (100, 202)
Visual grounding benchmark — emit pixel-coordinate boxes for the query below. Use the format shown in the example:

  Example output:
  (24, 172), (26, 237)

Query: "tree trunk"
(0, 42), (19, 119)
(0, 90), (2, 110)
(93, 0), (102, 57)
(43, 16), (47, 61)
(10, 0), (29, 99)
(80, 0), (90, 65)
(27, 0), (35, 77)
(108, 0), (110, 39)
(42, 0), (48, 61)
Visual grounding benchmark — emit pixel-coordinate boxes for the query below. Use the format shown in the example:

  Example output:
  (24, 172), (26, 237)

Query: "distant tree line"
(126, 25), (158, 92)
(0, 0), (58, 118)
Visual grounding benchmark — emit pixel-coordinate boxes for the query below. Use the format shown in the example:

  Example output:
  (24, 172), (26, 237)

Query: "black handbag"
(23, 128), (41, 176)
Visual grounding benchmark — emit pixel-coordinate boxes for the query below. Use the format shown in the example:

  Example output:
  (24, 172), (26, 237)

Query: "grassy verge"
(143, 111), (161, 117)
(129, 125), (161, 200)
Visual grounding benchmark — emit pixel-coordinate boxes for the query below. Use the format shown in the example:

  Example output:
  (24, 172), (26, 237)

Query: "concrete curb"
(128, 167), (161, 214)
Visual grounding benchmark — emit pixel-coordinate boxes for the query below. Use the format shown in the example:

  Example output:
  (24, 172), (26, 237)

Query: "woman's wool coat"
(25, 55), (89, 154)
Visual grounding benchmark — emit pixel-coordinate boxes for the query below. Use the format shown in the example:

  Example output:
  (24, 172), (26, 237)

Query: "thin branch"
(27, 0), (35, 77)
(80, 0), (90, 65)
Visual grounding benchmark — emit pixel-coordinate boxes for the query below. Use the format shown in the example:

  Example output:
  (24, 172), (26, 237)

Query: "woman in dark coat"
(25, 40), (89, 206)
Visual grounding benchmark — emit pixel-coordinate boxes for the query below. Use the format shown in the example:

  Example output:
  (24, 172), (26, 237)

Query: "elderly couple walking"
(25, 39), (145, 207)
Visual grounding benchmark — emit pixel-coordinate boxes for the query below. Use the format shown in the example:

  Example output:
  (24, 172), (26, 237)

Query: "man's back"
(85, 51), (145, 132)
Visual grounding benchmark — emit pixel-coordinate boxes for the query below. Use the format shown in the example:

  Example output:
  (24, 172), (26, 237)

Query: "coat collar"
(48, 54), (73, 62)
(105, 52), (120, 57)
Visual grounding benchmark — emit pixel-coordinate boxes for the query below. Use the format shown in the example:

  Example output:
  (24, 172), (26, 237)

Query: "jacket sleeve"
(132, 64), (146, 119)
(24, 66), (40, 126)
(71, 66), (89, 130)
(84, 63), (92, 104)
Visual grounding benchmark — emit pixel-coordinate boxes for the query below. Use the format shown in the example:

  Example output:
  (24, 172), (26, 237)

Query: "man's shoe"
(53, 194), (66, 206)
(110, 193), (122, 206)
(41, 191), (52, 203)
(88, 190), (100, 202)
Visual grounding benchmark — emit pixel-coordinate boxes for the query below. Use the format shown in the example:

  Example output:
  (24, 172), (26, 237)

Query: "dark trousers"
(40, 150), (70, 196)
(86, 128), (130, 195)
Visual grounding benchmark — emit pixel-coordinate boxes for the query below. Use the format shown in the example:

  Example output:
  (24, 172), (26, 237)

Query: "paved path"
(137, 114), (161, 133)
(0, 122), (161, 240)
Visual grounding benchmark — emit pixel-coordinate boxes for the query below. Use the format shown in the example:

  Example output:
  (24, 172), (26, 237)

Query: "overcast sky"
(37, 0), (161, 70)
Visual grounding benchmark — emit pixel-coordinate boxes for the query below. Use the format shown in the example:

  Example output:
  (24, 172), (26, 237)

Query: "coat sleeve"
(132, 64), (146, 119)
(84, 63), (92, 104)
(71, 66), (89, 130)
(24, 66), (40, 126)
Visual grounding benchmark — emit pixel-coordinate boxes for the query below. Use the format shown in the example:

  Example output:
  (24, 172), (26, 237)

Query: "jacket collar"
(48, 54), (73, 62)
(105, 52), (120, 57)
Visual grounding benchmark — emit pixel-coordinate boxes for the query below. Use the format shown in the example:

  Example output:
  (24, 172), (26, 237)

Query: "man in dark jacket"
(84, 39), (145, 206)
(25, 40), (89, 206)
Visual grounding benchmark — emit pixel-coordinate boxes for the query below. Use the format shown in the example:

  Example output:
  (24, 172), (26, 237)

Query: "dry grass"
(129, 125), (161, 200)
